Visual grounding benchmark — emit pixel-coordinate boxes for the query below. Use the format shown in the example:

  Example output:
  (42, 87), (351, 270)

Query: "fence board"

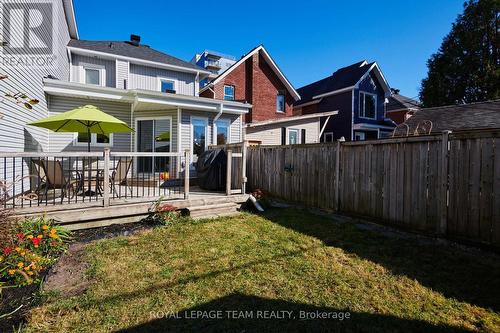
(246, 130), (500, 248)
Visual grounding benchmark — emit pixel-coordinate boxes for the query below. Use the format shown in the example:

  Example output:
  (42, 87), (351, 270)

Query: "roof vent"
(130, 34), (141, 46)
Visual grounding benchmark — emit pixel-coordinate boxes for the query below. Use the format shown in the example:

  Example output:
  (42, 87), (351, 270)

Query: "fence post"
(439, 130), (451, 234)
(334, 139), (343, 212)
(184, 150), (190, 200)
(103, 149), (110, 207)
(226, 149), (232, 196)
(241, 141), (247, 194)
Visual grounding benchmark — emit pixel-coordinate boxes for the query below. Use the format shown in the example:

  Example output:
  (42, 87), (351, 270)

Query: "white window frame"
(80, 62), (106, 86)
(158, 77), (178, 93)
(74, 132), (114, 147)
(223, 85), (235, 101)
(359, 91), (377, 119)
(287, 128), (299, 145)
(353, 131), (366, 141)
(276, 94), (285, 113)
(190, 116), (208, 161)
(214, 118), (232, 145)
(323, 132), (334, 142)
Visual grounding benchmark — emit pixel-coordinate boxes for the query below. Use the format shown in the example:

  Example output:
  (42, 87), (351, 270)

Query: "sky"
(73, 0), (465, 100)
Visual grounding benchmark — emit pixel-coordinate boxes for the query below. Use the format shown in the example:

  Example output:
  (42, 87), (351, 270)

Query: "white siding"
(47, 96), (132, 152)
(71, 54), (116, 87)
(245, 118), (321, 145)
(116, 59), (129, 89)
(0, 0), (71, 152)
(129, 64), (196, 96)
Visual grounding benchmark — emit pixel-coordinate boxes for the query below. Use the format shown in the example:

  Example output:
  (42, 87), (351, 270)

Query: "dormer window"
(223, 85), (234, 101)
(159, 78), (176, 94)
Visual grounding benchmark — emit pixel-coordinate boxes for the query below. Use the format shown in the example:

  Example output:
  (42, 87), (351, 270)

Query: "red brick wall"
(387, 110), (410, 124)
(209, 51), (294, 123)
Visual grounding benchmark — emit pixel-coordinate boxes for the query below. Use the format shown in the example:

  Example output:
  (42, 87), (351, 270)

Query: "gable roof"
(68, 40), (208, 74)
(387, 94), (420, 112)
(200, 45), (301, 101)
(403, 100), (500, 133)
(295, 60), (390, 107)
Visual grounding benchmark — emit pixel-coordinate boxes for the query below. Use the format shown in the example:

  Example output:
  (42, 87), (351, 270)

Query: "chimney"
(130, 34), (141, 46)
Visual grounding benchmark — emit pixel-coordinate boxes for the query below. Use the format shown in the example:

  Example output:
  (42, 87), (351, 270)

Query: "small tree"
(419, 0), (500, 107)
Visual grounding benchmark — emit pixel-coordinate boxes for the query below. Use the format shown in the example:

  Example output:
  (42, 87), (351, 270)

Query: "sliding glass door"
(137, 118), (171, 174)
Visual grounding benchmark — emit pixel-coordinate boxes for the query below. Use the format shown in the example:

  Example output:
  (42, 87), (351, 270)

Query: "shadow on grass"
(263, 209), (500, 312)
(116, 293), (469, 333)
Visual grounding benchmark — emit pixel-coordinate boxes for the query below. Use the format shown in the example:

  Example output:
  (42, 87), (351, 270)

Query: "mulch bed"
(0, 219), (154, 332)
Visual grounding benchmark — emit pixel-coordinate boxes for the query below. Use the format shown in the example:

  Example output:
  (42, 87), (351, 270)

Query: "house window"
(276, 93), (285, 113)
(160, 79), (176, 93)
(354, 131), (365, 141)
(215, 119), (230, 145)
(85, 68), (100, 85)
(223, 85), (234, 101)
(77, 133), (112, 146)
(288, 129), (299, 145)
(323, 132), (334, 142)
(81, 63), (105, 86)
(359, 92), (376, 119)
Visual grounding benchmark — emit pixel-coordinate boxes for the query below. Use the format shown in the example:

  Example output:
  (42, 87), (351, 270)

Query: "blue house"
(294, 60), (396, 141)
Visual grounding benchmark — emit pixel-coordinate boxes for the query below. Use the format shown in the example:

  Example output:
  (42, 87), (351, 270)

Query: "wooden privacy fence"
(247, 129), (500, 247)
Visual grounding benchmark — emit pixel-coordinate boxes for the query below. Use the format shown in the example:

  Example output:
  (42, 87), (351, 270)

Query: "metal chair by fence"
(40, 159), (82, 203)
(392, 123), (410, 137)
(414, 120), (433, 136)
(98, 158), (133, 196)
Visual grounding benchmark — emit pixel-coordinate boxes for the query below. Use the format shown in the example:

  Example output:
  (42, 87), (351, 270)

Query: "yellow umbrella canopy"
(29, 105), (133, 151)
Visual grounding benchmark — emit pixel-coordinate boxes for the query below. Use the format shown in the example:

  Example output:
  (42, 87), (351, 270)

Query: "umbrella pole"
(87, 127), (91, 197)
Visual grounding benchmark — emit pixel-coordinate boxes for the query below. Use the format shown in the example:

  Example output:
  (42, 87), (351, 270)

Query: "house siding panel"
(71, 54), (116, 87)
(245, 118), (320, 145)
(129, 64), (196, 96)
(0, 0), (70, 153)
(116, 59), (129, 89)
(317, 91), (353, 141)
(47, 96), (132, 152)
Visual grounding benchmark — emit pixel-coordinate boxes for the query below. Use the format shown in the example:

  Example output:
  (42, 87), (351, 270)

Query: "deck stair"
(187, 202), (240, 219)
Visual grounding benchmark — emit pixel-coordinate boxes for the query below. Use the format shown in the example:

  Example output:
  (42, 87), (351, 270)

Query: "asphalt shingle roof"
(387, 94), (420, 111)
(68, 39), (204, 71)
(403, 100), (500, 133)
(295, 60), (374, 106)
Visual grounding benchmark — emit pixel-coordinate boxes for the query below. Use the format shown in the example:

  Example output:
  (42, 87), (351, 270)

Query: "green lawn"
(24, 209), (500, 332)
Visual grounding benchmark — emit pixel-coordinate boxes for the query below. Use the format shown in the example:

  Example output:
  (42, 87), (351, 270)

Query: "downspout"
(130, 92), (139, 152)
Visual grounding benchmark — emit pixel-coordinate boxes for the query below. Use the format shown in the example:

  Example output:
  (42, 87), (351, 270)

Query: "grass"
(23, 209), (500, 332)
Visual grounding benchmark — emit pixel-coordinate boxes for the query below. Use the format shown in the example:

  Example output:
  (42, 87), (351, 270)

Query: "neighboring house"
(402, 100), (500, 134)
(386, 93), (420, 124)
(199, 45), (330, 145)
(191, 50), (236, 88)
(294, 60), (396, 141)
(0, 0), (251, 177)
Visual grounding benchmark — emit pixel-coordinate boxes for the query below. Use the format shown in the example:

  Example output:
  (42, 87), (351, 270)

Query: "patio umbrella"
(29, 105), (134, 196)
(28, 104), (133, 152)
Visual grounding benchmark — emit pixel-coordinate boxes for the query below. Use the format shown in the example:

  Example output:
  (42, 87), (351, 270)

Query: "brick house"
(199, 45), (336, 145)
(386, 93), (420, 124)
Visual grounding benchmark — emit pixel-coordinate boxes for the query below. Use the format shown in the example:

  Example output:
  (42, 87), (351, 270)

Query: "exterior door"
(191, 117), (208, 163)
(137, 118), (171, 174)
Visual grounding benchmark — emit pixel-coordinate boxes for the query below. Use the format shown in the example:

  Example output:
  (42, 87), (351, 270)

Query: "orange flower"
(17, 262), (24, 268)
(42, 225), (49, 230)
(8, 269), (16, 275)
(27, 235), (34, 239)
(37, 234), (43, 239)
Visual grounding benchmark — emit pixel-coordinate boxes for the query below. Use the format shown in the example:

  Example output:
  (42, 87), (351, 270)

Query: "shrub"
(151, 198), (181, 226)
(251, 188), (271, 208)
(0, 216), (71, 286)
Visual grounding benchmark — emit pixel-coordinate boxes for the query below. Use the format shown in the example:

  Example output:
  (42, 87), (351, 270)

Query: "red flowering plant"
(250, 188), (271, 208)
(151, 197), (180, 226)
(0, 216), (71, 286)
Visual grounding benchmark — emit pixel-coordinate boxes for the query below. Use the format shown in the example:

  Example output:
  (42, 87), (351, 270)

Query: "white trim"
(157, 77), (178, 93)
(358, 91), (377, 120)
(354, 63), (391, 96)
(62, 0), (79, 39)
(386, 107), (419, 113)
(73, 133), (114, 147)
(353, 123), (395, 130)
(202, 45), (301, 101)
(80, 62), (106, 87)
(312, 86), (355, 100)
(293, 98), (322, 109)
(245, 110), (338, 128)
(68, 46), (211, 77)
(214, 118), (232, 145)
(353, 131), (366, 141)
(190, 116), (208, 162)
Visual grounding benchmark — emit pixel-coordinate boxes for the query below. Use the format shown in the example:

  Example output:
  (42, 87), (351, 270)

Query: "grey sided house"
(293, 60), (396, 141)
(0, 0), (251, 177)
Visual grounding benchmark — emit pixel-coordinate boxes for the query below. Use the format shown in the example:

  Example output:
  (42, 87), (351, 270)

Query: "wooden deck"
(14, 191), (250, 230)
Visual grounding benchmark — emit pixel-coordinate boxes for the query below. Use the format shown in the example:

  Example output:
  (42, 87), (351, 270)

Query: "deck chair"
(40, 159), (82, 203)
(101, 158), (133, 196)
(414, 120), (433, 136)
(392, 123), (410, 137)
